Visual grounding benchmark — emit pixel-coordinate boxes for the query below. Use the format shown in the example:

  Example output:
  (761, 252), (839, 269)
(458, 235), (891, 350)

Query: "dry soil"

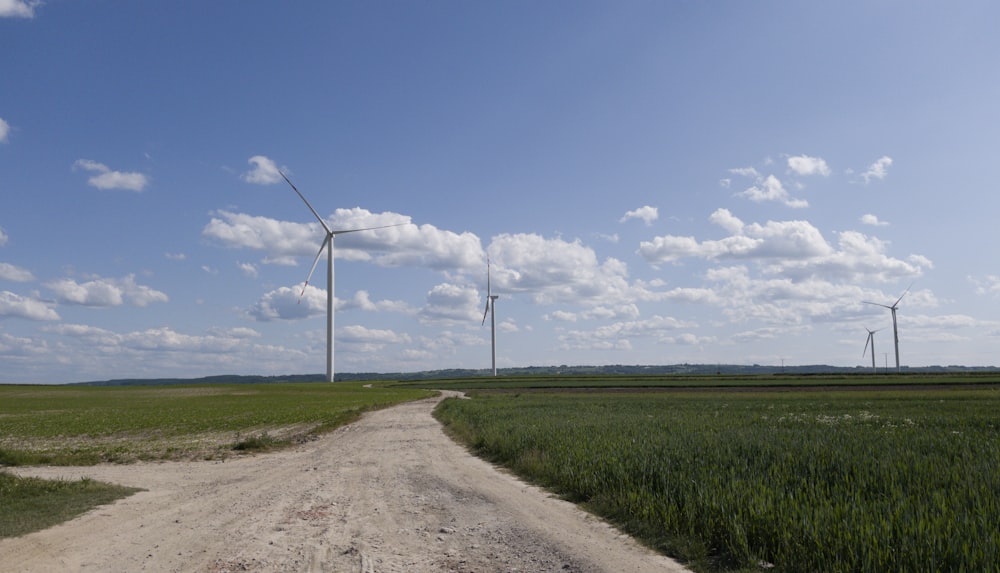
(2, 392), (689, 573)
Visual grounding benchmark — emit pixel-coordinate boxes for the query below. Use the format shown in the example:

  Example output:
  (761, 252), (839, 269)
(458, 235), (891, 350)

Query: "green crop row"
(434, 389), (1000, 573)
(0, 382), (433, 464)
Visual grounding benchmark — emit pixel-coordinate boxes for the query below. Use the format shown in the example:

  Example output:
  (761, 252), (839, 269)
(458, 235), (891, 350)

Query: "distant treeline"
(73, 363), (1000, 386)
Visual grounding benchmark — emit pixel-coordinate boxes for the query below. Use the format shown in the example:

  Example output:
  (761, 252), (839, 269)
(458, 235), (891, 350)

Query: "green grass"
(0, 471), (141, 538)
(434, 387), (1000, 573)
(0, 382), (434, 465)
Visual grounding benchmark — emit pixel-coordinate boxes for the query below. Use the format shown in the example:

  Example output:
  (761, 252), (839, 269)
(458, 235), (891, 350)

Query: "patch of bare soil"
(1, 392), (689, 572)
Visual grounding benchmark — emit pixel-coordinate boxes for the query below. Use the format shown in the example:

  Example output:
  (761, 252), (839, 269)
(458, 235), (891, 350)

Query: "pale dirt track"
(2, 392), (689, 573)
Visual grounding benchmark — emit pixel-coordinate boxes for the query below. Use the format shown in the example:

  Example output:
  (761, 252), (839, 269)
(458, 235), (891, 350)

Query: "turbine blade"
(862, 301), (892, 309)
(482, 299), (490, 326)
(299, 235), (330, 301)
(279, 170), (333, 234)
(332, 222), (407, 236)
(863, 333), (871, 357)
(893, 283), (913, 308)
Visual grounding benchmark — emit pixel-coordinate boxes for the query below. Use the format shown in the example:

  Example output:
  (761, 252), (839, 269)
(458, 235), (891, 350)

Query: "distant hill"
(73, 363), (1000, 386)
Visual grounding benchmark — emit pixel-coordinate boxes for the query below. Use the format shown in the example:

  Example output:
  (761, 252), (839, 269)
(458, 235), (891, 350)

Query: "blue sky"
(2, 1), (998, 383)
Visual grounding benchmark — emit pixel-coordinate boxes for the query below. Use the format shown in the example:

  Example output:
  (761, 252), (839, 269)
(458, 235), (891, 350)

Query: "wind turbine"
(481, 257), (499, 377)
(862, 327), (883, 375)
(280, 171), (402, 382)
(863, 285), (911, 374)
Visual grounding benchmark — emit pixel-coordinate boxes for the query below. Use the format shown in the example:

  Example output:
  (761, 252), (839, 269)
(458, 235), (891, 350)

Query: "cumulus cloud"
(0, 262), (35, 282)
(787, 155), (831, 176)
(0, 226), (7, 246)
(73, 159), (149, 191)
(861, 156), (893, 183)
(0, 0), (38, 18)
(638, 209), (832, 264)
(737, 174), (808, 208)
(860, 214), (889, 226)
(203, 209), (482, 271)
(0, 290), (59, 320)
(340, 290), (410, 313)
(242, 155), (283, 184)
(0, 117), (10, 142)
(619, 206), (658, 226)
(45, 274), (168, 307)
(419, 282), (481, 324)
(247, 284), (323, 321)
(488, 233), (632, 305)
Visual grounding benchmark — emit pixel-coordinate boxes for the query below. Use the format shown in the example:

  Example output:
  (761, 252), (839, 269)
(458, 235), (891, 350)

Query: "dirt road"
(2, 392), (689, 572)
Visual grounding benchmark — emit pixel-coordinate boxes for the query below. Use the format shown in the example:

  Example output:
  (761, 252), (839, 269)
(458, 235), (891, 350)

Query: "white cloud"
(729, 167), (760, 178)
(738, 174), (808, 208)
(45, 274), (168, 307)
(544, 304), (640, 323)
(339, 324), (411, 346)
(488, 233), (632, 305)
(242, 155), (283, 185)
(619, 206), (658, 226)
(0, 117), (10, 142)
(787, 154), (831, 176)
(639, 210), (832, 264)
(247, 283), (323, 321)
(558, 315), (696, 350)
(0, 226), (6, 246)
(164, 252), (187, 261)
(238, 262), (258, 278)
(860, 214), (889, 226)
(419, 282), (481, 324)
(339, 290), (410, 313)
(0, 262), (35, 282)
(203, 209), (483, 271)
(0, 0), (38, 18)
(73, 159), (149, 192)
(971, 275), (1000, 296)
(861, 156), (893, 183)
(0, 290), (59, 320)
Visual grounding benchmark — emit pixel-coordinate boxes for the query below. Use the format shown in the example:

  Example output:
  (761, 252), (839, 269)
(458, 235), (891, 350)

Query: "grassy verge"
(0, 382), (434, 465)
(434, 387), (1000, 572)
(0, 471), (141, 538)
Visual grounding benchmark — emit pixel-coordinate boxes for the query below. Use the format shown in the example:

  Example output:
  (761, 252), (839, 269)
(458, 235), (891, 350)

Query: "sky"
(2, 1), (999, 384)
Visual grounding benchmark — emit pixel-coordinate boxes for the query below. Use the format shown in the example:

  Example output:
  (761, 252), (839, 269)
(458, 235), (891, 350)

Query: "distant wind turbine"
(280, 171), (403, 382)
(862, 327), (883, 375)
(863, 284), (911, 374)
(481, 256), (499, 377)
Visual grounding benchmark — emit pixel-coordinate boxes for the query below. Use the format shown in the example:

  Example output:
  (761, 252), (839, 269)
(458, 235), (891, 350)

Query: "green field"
(0, 382), (434, 465)
(434, 384), (1000, 573)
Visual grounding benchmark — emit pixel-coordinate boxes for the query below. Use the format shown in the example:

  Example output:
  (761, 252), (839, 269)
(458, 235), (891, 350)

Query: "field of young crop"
(0, 382), (433, 465)
(435, 387), (1000, 573)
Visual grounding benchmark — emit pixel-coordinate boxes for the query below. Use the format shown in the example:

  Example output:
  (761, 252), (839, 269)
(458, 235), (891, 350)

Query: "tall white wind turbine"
(280, 171), (402, 382)
(863, 285), (911, 374)
(481, 257), (499, 377)
(862, 327), (883, 375)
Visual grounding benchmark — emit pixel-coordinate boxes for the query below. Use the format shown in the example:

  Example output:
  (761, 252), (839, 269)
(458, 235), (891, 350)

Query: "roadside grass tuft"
(0, 471), (141, 539)
(232, 431), (285, 452)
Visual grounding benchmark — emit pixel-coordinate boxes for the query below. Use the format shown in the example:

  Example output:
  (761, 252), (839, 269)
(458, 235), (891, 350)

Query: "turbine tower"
(280, 171), (402, 382)
(481, 257), (499, 377)
(863, 285), (911, 374)
(862, 327), (883, 375)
